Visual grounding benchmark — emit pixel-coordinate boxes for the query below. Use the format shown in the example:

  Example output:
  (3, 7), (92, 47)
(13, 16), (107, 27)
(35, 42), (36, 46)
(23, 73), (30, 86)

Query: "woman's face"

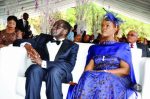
(101, 20), (117, 38)
(7, 20), (16, 29)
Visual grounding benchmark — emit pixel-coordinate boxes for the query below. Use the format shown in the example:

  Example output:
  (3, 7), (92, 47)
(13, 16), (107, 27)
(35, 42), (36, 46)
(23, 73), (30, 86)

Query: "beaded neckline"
(99, 40), (117, 45)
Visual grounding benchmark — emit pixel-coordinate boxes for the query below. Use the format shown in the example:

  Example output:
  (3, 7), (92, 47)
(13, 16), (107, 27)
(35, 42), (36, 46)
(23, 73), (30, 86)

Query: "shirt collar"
(53, 37), (65, 42)
(23, 19), (26, 22)
(129, 42), (137, 48)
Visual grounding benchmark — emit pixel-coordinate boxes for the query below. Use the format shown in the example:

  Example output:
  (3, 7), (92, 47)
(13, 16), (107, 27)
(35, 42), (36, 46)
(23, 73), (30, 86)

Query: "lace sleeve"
(0, 31), (4, 44)
(0, 31), (6, 48)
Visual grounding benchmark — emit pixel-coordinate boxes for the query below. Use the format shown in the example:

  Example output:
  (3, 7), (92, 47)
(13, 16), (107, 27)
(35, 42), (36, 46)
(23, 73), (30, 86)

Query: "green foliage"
(82, 2), (105, 35)
(23, 2), (150, 39)
(63, 8), (77, 27)
(0, 24), (5, 30)
(64, 2), (150, 39)
(119, 14), (150, 40)
(50, 11), (64, 20)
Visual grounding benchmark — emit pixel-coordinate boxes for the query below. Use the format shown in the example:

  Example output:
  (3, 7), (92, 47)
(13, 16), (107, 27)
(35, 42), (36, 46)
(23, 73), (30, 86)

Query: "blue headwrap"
(103, 8), (123, 26)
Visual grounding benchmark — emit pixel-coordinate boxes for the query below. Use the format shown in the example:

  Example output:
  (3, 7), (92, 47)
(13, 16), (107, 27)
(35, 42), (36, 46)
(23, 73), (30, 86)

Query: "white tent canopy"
(0, 0), (150, 23)
(96, 0), (150, 24)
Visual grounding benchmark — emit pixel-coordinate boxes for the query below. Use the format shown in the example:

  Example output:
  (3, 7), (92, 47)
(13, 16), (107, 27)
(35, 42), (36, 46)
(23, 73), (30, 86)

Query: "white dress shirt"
(23, 19), (26, 27)
(129, 42), (137, 49)
(41, 38), (64, 68)
(130, 42), (142, 57)
(21, 38), (64, 68)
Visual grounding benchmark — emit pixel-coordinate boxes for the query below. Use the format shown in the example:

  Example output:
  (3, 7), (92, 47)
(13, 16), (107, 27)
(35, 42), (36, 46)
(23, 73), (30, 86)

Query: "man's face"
(74, 34), (81, 42)
(23, 14), (29, 20)
(83, 35), (90, 43)
(127, 31), (138, 43)
(51, 23), (66, 38)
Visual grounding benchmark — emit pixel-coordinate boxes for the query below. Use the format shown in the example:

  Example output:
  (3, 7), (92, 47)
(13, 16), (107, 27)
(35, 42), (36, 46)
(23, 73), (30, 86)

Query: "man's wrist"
(41, 60), (47, 68)
(20, 42), (31, 47)
(37, 59), (42, 66)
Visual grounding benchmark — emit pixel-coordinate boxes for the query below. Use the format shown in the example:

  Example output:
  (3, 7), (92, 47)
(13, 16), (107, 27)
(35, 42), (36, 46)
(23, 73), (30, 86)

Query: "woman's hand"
(105, 60), (129, 76)
(16, 30), (23, 39)
(0, 44), (6, 48)
(84, 59), (94, 71)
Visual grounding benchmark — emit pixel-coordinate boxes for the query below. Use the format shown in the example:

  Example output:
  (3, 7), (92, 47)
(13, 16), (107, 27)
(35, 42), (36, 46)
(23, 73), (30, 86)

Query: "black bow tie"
(51, 40), (61, 45)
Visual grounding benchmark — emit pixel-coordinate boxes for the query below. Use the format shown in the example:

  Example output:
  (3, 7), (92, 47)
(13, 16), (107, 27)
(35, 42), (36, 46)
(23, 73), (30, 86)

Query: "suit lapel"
(21, 19), (24, 26)
(54, 39), (71, 61)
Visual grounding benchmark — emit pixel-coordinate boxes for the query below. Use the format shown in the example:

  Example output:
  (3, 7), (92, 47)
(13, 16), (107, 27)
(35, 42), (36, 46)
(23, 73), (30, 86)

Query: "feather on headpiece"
(103, 8), (123, 26)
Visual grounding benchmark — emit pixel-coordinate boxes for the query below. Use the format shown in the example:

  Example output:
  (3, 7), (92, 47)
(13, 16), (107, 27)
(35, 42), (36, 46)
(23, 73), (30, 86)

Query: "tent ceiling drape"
(0, 0), (150, 23)
(96, 0), (150, 24)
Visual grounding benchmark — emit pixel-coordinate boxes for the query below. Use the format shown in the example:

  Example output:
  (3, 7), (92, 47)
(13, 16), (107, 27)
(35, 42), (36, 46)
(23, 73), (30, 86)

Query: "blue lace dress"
(68, 41), (137, 99)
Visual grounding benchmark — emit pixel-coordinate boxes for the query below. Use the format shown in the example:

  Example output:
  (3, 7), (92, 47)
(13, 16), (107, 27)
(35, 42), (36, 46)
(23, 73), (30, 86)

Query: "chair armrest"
(132, 84), (142, 92)
(141, 58), (150, 98)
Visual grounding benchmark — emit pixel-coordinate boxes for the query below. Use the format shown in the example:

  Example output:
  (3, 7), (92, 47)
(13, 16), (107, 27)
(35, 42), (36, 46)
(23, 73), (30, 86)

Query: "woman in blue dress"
(68, 12), (137, 99)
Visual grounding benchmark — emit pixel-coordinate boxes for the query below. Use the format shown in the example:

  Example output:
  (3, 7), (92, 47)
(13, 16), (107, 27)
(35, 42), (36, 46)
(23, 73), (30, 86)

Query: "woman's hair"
(7, 15), (18, 23)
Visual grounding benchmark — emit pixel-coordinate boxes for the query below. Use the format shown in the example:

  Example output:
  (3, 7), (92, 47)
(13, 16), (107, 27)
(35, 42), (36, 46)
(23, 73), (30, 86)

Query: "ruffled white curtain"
(36, 0), (64, 34)
(75, 0), (90, 34)
(34, 0), (51, 33)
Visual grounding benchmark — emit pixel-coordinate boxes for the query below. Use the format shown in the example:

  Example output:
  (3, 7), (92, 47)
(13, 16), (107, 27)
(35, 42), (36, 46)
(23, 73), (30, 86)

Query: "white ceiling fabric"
(0, 0), (149, 23)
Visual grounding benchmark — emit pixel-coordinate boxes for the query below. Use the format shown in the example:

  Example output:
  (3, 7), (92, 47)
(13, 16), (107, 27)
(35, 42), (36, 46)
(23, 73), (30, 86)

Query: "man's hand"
(30, 50), (42, 66)
(24, 44), (42, 66)
(24, 44), (34, 56)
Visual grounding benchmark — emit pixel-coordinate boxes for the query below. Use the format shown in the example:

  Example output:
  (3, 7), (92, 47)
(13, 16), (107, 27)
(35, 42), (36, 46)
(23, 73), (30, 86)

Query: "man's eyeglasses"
(127, 34), (138, 37)
(53, 25), (64, 30)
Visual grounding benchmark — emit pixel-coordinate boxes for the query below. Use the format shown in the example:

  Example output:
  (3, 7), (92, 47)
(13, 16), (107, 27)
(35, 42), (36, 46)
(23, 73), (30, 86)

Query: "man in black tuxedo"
(14, 20), (79, 99)
(127, 30), (150, 57)
(18, 13), (32, 39)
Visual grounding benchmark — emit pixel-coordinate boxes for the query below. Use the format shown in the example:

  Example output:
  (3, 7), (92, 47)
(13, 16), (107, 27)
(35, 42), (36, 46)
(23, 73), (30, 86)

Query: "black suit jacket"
(18, 19), (31, 38)
(13, 33), (79, 82)
(137, 43), (150, 57)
